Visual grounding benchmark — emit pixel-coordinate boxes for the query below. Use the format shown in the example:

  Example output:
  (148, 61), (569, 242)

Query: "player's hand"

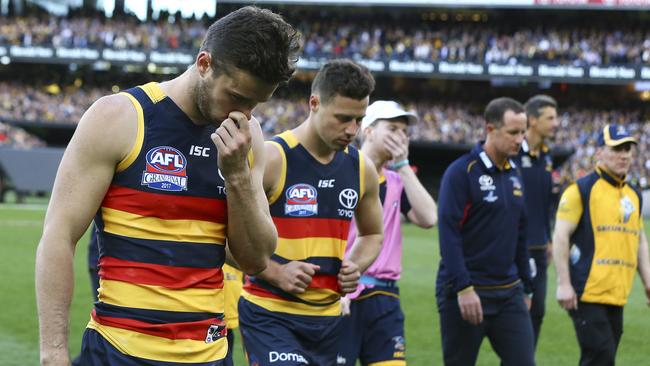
(458, 289), (483, 325)
(276, 261), (320, 294)
(524, 295), (533, 310)
(338, 260), (361, 294)
(556, 283), (578, 310)
(340, 296), (351, 316)
(384, 129), (409, 162)
(211, 111), (253, 181)
(40, 348), (71, 366)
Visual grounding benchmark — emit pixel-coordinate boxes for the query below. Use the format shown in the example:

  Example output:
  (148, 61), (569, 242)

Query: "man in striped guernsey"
(35, 7), (300, 366)
(238, 60), (384, 366)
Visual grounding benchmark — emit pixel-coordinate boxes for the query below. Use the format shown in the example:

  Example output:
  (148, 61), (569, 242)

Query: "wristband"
(457, 286), (474, 296)
(388, 159), (409, 171)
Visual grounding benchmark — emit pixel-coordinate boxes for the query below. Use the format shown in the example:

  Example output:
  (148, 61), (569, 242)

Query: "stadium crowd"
(1, 81), (649, 188)
(1, 14), (650, 65)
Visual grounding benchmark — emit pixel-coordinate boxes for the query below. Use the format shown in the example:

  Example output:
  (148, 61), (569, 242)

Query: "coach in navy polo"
(514, 95), (560, 350)
(436, 97), (535, 366)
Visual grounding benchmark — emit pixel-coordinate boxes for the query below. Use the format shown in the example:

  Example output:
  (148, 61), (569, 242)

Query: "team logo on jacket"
(620, 195), (635, 224)
(478, 175), (495, 191)
(285, 183), (318, 216)
(204, 324), (226, 343)
(141, 146), (188, 191)
(521, 156), (532, 168)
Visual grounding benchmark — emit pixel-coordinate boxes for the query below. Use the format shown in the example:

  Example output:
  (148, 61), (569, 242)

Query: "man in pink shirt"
(337, 100), (438, 366)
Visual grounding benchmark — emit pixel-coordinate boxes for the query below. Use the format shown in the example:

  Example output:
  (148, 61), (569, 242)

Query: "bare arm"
(346, 154), (384, 273)
(215, 113), (277, 275)
(398, 165), (437, 228)
(35, 95), (136, 365)
(553, 219), (579, 310)
(637, 231), (650, 306)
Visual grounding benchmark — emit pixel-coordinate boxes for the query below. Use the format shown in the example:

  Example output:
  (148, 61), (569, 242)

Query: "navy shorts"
(337, 288), (405, 366)
(238, 298), (343, 366)
(73, 328), (225, 366)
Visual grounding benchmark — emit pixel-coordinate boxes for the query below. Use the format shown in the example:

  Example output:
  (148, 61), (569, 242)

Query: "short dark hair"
(484, 97), (525, 128)
(311, 59), (376, 104)
(525, 95), (557, 119)
(200, 6), (301, 84)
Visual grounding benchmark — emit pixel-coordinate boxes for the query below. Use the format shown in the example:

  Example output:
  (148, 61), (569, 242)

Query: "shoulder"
(71, 93), (138, 163)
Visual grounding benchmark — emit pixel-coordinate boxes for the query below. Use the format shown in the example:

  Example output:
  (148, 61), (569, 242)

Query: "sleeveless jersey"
(89, 82), (229, 364)
(242, 130), (364, 317)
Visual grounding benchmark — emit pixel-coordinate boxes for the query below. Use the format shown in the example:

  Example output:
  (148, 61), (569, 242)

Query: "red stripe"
(102, 185), (227, 223)
(459, 202), (472, 228)
(92, 310), (225, 341)
(273, 217), (351, 240)
(309, 274), (341, 292)
(99, 256), (224, 289)
(243, 281), (286, 301)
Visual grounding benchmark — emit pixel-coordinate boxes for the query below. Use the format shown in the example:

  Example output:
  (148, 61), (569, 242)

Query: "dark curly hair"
(200, 6), (301, 84)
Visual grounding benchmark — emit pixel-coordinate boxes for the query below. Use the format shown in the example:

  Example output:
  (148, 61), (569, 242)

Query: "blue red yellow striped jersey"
(89, 82), (229, 364)
(242, 130), (364, 316)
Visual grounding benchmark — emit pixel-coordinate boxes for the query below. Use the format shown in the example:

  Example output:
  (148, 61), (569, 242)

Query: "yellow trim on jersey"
(275, 237), (346, 261)
(277, 130), (299, 148)
(556, 183), (583, 225)
(223, 264), (243, 328)
(101, 207), (227, 244)
(247, 149), (254, 169)
(359, 149), (366, 199)
(466, 160), (478, 174)
(474, 279), (520, 290)
(353, 290), (399, 301)
(139, 82), (166, 104)
(368, 360), (406, 366)
(87, 319), (227, 363)
(115, 92), (145, 173)
(99, 279), (224, 313)
(242, 291), (341, 316)
(378, 172), (386, 184)
(266, 140), (287, 205)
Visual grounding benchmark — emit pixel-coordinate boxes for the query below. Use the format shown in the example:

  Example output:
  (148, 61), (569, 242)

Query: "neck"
(526, 129), (544, 152)
(292, 118), (337, 163)
(598, 163), (626, 181)
(362, 143), (388, 172)
(159, 67), (205, 125)
(483, 139), (508, 168)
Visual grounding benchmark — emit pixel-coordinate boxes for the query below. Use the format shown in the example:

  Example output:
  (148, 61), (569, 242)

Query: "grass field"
(1, 203), (650, 365)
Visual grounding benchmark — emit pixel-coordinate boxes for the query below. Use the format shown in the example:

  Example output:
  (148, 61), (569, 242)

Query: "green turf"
(1, 204), (649, 365)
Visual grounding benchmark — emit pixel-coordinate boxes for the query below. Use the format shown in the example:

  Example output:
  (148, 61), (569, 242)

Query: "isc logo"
(318, 179), (335, 188)
(146, 146), (187, 173)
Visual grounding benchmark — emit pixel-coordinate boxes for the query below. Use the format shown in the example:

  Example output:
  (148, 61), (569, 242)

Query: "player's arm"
(515, 199), (533, 308)
(637, 231), (650, 306)
(397, 164), (437, 228)
(346, 153), (384, 274)
(552, 184), (582, 310)
(385, 128), (437, 228)
(438, 162), (481, 325)
(215, 113), (277, 275)
(35, 94), (136, 365)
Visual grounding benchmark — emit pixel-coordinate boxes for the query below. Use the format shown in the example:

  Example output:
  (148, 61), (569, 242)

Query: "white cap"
(361, 100), (418, 131)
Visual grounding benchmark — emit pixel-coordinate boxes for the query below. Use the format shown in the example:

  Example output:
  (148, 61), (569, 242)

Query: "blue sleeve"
(516, 185), (533, 294)
(437, 161), (472, 293)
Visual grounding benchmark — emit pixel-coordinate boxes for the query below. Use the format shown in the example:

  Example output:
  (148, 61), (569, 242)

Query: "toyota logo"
(339, 188), (358, 209)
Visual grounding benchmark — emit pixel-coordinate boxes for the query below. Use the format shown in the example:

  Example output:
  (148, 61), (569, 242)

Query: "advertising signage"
(2, 45), (649, 84)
